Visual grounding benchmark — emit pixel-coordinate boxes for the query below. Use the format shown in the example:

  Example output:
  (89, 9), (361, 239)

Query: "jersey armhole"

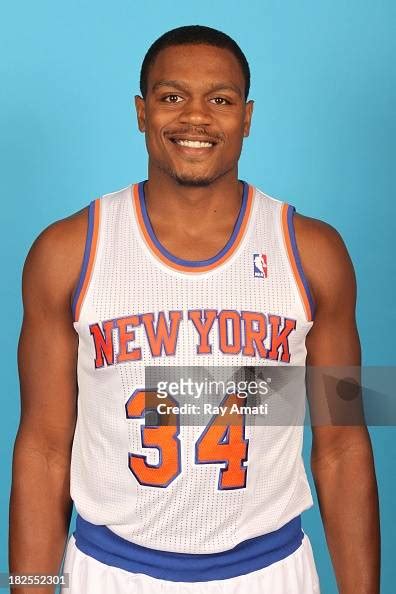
(280, 203), (316, 322)
(71, 198), (101, 323)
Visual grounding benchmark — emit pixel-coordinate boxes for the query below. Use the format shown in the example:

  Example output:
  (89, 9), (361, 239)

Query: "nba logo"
(253, 253), (268, 278)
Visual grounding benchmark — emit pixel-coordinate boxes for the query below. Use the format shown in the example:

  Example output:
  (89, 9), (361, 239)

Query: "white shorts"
(61, 532), (320, 593)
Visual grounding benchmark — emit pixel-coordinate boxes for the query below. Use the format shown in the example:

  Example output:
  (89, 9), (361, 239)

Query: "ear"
(134, 95), (146, 132)
(243, 100), (254, 137)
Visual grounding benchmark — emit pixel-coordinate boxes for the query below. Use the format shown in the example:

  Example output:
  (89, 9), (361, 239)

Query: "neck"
(144, 166), (243, 233)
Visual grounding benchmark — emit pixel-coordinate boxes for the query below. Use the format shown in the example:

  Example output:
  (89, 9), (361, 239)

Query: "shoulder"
(293, 212), (349, 261)
(292, 212), (357, 312)
(32, 206), (88, 246)
(22, 206), (89, 312)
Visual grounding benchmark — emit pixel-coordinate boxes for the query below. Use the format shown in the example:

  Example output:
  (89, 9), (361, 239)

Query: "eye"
(163, 94), (183, 103)
(210, 97), (231, 105)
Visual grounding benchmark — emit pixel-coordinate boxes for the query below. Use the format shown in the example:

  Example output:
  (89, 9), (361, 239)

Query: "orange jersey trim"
(281, 203), (315, 322)
(73, 198), (101, 322)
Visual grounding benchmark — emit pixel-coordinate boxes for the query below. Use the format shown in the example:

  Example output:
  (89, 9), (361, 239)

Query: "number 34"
(125, 390), (249, 490)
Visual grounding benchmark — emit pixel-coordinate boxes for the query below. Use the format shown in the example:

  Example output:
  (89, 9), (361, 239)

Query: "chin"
(156, 161), (230, 187)
(169, 167), (223, 188)
(173, 175), (214, 187)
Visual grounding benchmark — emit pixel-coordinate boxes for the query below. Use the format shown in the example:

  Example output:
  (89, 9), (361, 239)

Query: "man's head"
(135, 25), (254, 187)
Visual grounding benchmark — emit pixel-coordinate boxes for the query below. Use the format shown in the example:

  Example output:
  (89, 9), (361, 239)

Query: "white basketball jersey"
(70, 180), (315, 554)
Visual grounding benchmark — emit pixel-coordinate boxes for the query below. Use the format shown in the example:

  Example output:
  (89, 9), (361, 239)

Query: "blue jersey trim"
(137, 180), (249, 268)
(286, 205), (316, 320)
(71, 200), (95, 321)
(74, 514), (303, 582)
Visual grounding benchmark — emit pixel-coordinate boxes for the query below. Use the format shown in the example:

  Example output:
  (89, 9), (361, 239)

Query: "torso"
(67, 180), (316, 553)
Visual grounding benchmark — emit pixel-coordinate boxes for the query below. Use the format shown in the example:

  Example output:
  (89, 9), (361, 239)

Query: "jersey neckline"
(131, 180), (254, 273)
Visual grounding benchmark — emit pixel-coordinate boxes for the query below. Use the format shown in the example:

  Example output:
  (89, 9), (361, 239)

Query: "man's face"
(135, 44), (254, 187)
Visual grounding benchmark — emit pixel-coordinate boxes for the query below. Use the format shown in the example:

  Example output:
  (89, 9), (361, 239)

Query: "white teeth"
(175, 139), (213, 148)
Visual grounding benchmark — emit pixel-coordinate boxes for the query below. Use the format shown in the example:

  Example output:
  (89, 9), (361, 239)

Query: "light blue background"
(1, 1), (395, 592)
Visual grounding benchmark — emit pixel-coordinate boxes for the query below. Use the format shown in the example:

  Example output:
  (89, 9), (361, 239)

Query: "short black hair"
(140, 25), (250, 100)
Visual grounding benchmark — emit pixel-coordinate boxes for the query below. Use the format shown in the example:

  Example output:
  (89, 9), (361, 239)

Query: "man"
(10, 25), (380, 593)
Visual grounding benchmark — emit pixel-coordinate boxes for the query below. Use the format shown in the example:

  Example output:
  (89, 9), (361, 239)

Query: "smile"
(168, 134), (218, 151)
(174, 139), (214, 148)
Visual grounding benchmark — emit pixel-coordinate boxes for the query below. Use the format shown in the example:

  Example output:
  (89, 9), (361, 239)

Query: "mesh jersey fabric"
(70, 180), (314, 554)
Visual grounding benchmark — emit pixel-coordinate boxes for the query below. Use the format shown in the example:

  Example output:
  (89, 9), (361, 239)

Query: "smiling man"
(10, 25), (379, 594)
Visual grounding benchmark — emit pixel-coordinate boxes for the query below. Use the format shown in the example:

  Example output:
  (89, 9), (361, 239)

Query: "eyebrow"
(151, 79), (243, 98)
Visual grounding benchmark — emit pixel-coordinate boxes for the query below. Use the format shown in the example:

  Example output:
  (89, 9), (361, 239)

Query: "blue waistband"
(73, 514), (303, 582)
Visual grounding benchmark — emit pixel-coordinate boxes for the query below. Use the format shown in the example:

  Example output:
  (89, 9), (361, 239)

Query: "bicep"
(295, 215), (367, 458)
(16, 221), (82, 456)
(304, 220), (360, 367)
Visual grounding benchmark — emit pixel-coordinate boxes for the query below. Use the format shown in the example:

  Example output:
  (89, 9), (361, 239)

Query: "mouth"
(167, 135), (218, 152)
(174, 139), (214, 148)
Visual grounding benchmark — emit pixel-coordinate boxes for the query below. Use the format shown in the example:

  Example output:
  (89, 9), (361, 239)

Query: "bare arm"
(9, 209), (87, 593)
(295, 214), (380, 594)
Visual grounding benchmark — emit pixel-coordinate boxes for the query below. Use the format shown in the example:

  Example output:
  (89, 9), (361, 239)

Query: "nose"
(178, 97), (212, 126)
